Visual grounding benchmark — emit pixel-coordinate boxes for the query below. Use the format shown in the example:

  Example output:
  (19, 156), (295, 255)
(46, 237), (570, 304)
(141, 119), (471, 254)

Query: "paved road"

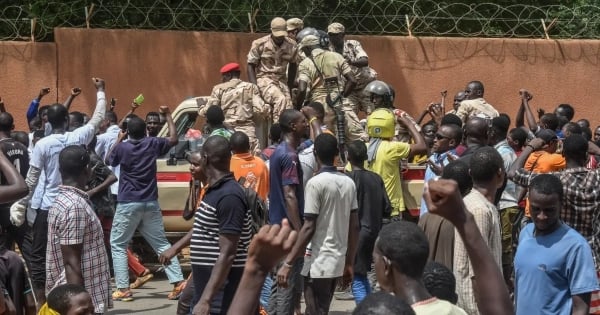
(106, 268), (355, 314)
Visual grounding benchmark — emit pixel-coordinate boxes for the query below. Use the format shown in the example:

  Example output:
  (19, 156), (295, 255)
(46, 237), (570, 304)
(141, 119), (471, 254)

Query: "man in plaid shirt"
(509, 134), (600, 314)
(46, 145), (111, 314)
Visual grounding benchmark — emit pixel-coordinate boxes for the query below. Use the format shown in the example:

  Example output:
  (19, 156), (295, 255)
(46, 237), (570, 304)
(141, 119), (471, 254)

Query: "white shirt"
(96, 124), (121, 195)
(301, 169), (357, 278)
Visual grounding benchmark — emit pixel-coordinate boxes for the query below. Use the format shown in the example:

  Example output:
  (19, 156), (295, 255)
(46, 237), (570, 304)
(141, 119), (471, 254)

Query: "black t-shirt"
(347, 169), (391, 238)
(0, 138), (29, 228)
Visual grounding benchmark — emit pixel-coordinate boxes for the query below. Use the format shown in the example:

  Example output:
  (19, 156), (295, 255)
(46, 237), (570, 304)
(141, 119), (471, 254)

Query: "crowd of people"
(0, 15), (598, 315)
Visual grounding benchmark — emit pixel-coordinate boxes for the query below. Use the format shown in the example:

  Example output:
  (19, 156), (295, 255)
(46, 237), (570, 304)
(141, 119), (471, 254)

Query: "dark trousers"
(0, 206), (33, 274)
(30, 210), (48, 292)
(303, 276), (338, 315)
(177, 273), (195, 315)
(191, 265), (243, 315)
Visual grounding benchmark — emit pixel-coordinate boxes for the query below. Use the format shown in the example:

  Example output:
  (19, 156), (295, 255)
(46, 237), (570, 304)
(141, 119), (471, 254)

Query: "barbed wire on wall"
(2, 0), (600, 42)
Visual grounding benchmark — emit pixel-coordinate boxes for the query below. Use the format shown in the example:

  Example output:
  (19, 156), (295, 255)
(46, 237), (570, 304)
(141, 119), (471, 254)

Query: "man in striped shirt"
(189, 135), (253, 314)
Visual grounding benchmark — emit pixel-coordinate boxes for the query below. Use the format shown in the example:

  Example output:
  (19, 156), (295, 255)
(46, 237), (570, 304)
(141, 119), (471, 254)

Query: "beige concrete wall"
(2, 28), (600, 130)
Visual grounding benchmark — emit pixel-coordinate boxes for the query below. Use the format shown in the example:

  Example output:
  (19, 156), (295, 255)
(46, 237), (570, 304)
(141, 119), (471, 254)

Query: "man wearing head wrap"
(295, 35), (367, 144)
(328, 22), (378, 115)
(198, 62), (270, 153)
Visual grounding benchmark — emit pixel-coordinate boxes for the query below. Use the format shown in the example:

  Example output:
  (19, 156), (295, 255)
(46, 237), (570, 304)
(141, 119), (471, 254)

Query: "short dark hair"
(69, 111), (85, 127)
(38, 105), (50, 117)
(563, 122), (582, 135)
(422, 261), (458, 304)
(530, 174), (563, 203)
(306, 102), (325, 120)
(470, 147), (504, 183)
(11, 131), (29, 147)
(562, 134), (588, 162)
(47, 284), (89, 315)
(146, 111), (160, 120)
(509, 128), (527, 147)
(230, 131), (250, 154)
(491, 114), (510, 138)
(270, 123), (282, 143)
(352, 291), (415, 315)
(441, 114), (462, 128)
(59, 145), (90, 179)
(206, 105), (225, 126)
(577, 118), (590, 129)
(441, 160), (472, 197)
(126, 116), (146, 139)
(314, 133), (338, 165)
(202, 135), (232, 171)
(443, 124), (463, 143)
(540, 113), (559, 131)
(556, 103), (575, 121)
(105, 111), (118, 124)
(347, 140), (367, 164)
(468, 80), (484, 95)
(47, 103), (68, 127)
(0, 112), (14, 132)
(376, 221), (429, 279)
(279, 109), (300, 133)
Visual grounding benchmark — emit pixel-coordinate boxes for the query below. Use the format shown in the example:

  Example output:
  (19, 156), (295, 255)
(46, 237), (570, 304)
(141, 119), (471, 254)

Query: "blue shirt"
(108, 137), (172, 202)
(268, 141), (304, 225)
(420, 149), (455, 216)
(515, 223), (599, 315)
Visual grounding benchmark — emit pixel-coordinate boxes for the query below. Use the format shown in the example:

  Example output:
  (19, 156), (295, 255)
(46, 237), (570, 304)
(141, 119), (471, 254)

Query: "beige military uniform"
(298, 48), (366, 142)
(247, 35), (299, 122)
(330, 40), (378, 114)
(199, 79), (270, 154)
(456, 98), (499, 123)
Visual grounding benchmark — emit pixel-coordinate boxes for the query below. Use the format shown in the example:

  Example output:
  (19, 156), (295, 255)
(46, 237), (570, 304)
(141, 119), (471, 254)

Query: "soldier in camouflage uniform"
(247, 17), (299, 121)
(295, 35), (366, 144)
(456, 80), (499, 123)
(328, 22), (378, 115)
(198, 63), (270, 154)
(286, 18), (304, 42)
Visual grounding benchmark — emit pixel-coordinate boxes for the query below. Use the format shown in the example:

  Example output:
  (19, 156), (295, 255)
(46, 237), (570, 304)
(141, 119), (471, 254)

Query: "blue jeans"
(260, 275), (273, 308)
(111, 200), (184, 289)
(352, 274), (371, 305)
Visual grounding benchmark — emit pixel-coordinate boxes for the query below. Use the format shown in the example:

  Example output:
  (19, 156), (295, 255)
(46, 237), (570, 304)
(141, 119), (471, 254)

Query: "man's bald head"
(465, 117), (489, 143)
(465, 81), (484, 99)
(202, 135), (232, 171)
(47, 103), (68, 128)
(0, 112), (14, 132)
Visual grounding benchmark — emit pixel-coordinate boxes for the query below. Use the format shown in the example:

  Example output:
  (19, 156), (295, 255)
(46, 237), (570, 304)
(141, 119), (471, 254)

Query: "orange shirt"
(524, 151), (566, 216)
(230, 153), (270, 201)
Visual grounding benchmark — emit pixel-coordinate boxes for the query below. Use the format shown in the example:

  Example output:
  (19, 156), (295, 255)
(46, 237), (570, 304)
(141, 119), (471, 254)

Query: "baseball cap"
(220, 62), (240, 74)
(271, 17), (287, 37)
(327, 22), (345, 34)
(298, 35), (320, 49)
(536, 128), (558, 143)
(287, 18), (304, 31)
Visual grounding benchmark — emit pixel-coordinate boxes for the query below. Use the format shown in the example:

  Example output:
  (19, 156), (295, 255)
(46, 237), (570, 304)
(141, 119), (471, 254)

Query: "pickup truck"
(153, 97), (427, 236)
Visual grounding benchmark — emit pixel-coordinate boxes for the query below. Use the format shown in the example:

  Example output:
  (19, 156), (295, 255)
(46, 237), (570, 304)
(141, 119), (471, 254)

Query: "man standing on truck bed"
(199, 62), (270, 154)
(107, 106), (185, 301)
(248, 17), (299, 148)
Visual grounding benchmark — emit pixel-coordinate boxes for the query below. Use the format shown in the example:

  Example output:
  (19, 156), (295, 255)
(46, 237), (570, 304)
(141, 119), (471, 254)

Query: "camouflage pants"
(346, 89), (374, 115)
(234, 124), (262, 156)
(313, 93), (367, 143)
(257, 77), (292, 123)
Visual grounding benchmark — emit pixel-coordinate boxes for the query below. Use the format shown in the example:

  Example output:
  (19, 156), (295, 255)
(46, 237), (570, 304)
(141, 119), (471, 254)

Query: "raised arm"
(519, 89), (538, 133)
(424, 179), (513, 315)
(396, 110), (427, 155)
(63, 87), (81, 111)
(160, 106), (178, 147)
(87, 78), (107, 133)
(227, 220), (297, 315)
(26, 88), (50, 123)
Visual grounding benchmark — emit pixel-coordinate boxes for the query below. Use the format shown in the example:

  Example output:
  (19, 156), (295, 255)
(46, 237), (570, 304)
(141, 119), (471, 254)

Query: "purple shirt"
(268, 141), (304, 225)
(108, 137), (171, 202)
